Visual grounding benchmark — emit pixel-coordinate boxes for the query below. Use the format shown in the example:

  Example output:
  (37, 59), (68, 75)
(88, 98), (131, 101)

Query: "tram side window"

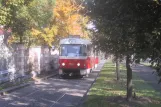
(87, 45), (92, 56)
(80, 45), (87, 56)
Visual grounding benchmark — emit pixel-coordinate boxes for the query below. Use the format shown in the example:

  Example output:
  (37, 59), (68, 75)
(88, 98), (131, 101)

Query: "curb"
(0, 83), (30, 96)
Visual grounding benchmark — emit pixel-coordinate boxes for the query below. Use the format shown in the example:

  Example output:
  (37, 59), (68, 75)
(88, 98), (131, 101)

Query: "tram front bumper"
(59, 69), (90, 76)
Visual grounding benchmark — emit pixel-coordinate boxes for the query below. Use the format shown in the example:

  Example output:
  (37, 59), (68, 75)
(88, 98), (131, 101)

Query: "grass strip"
(84, 62), (161, 107)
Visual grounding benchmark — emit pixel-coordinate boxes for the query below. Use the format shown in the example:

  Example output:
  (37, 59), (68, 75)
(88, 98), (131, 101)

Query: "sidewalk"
(132, 64), (161, 92)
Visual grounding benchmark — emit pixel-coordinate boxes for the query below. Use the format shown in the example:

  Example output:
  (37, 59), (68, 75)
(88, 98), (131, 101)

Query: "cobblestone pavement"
(0, 60), (106, 107)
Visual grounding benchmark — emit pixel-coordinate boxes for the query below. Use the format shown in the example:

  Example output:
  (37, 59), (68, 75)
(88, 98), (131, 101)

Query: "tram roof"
(59, 38), (91, 45)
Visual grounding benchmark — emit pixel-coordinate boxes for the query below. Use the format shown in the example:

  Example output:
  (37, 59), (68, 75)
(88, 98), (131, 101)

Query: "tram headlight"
(77, 63), (80, 66)
(62, 63), (65, 66)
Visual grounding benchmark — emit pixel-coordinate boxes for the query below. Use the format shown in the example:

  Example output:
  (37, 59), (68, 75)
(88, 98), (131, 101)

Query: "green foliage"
(86, 0), (154, 55)
(0, 0), (34, 43)
(28, 0), (55, 29)
(84, 0), (161, 100)
(85, 0), (161, 83)
(28, 0), (56, 46)
(0, 0), (32, 26)
(0, 0), (55, 45)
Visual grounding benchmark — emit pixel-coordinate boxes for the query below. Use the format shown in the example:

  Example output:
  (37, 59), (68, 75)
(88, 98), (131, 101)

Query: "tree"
(91, 31), (122, 81)
(29, 0), (56, 46)
(53, 0), (90, 39)
(31, 0), (89, 47)
(85, 0), (161, 101)
(31, 27), (57, 46)
(0, 0), (33, 43)
(1, 0), (89, 47)
(0, 0), (56, 46)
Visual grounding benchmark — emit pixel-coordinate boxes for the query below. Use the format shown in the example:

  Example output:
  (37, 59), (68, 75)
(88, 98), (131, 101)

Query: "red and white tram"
(58, 37), (99, 77)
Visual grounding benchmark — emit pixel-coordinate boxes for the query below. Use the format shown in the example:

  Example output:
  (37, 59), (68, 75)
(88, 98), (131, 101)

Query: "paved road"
(132, 64), (161, 92)
(0, 60), (106, 107)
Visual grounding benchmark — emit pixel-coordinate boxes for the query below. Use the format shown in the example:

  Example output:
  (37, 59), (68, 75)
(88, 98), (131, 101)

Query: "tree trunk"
(20, 35), (23, 44)
(116, 56), (120, 81)
(126, 55), (133, 101)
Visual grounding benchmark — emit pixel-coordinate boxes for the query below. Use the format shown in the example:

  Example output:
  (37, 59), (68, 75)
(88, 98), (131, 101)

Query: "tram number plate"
(69, 63), (74, 66)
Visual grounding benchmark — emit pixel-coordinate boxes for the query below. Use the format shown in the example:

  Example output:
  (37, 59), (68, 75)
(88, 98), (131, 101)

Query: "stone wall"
(0, 28), (59, 81)
(27, 46), (59, 77)
(0, 33), (15, 83)
(0, 42), (59, 83)
(40, 46), (59, 75)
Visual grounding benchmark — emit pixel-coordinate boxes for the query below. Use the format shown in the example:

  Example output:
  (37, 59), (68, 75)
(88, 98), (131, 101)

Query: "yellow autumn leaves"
(32, 0), (89, 47)
(31, 26), (58, 47)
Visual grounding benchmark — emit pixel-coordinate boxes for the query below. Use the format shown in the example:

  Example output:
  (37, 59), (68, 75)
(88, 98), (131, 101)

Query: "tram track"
(0, 60), (106, 107)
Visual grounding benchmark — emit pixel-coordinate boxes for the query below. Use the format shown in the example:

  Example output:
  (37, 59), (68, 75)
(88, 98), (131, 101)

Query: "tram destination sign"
(68, 35), (80, 38)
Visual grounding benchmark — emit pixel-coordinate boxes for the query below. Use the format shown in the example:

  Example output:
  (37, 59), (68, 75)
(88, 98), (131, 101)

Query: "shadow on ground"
(84, 95), (161, 107)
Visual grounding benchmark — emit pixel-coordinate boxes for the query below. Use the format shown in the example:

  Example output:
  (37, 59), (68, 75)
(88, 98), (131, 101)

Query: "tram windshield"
(60, 44), (87, 57)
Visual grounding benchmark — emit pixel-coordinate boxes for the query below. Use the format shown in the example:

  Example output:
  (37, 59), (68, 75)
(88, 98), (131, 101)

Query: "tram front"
(59, 38), (92, 78)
